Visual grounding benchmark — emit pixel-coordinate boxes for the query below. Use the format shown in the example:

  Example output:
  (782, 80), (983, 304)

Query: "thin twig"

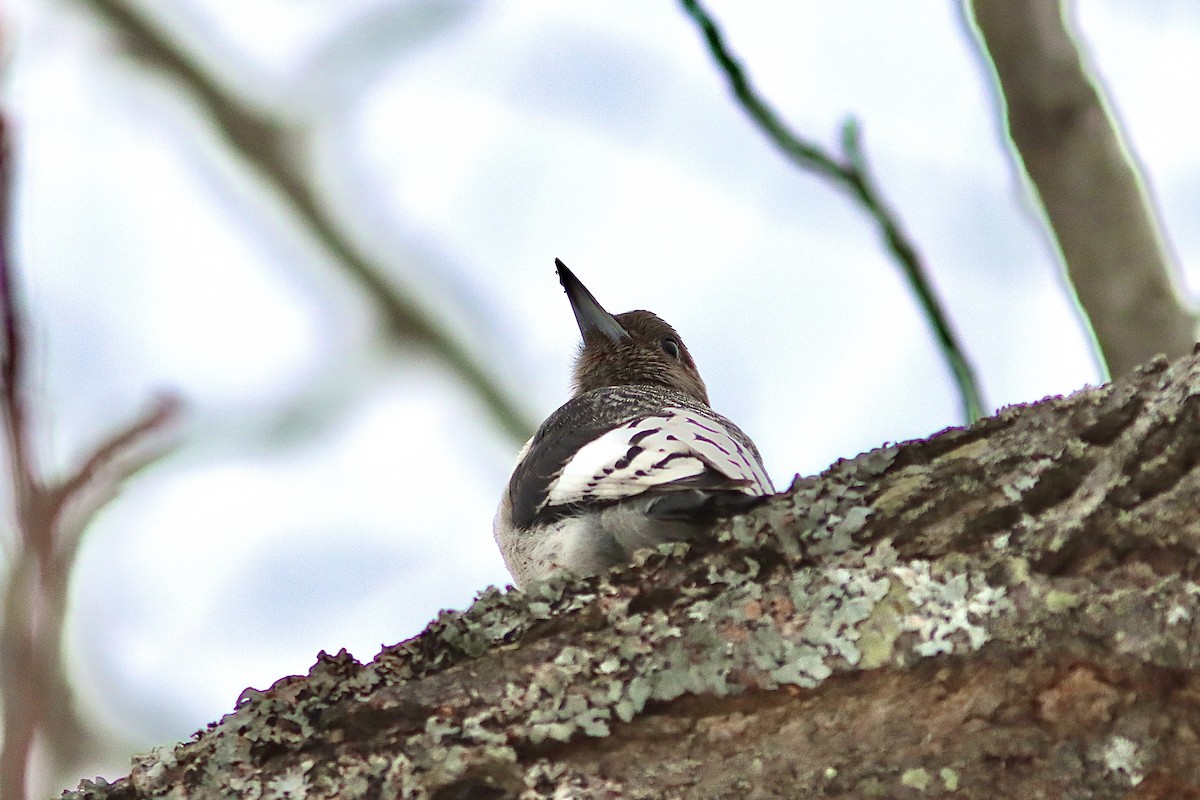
(839, 121), (985, 423)
(680, 0), (986, 424)
(49, 394), (181, 555)
(51, 395), (179, 519)
(74, 0), (536, 443)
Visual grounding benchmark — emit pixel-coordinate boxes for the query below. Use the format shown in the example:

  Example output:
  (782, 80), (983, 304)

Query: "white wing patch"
(545, 408), (773, 508)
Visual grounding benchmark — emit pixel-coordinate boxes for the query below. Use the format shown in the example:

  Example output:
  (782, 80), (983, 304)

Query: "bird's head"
(556, 259), (710, 405)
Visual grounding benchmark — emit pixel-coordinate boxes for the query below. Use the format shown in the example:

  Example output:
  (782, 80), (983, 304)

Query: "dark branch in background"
(0, 115), (181, 799)
(74, 0), (536, 444)
(968, 0), (1195, 378)
(680, 0), (986, 425)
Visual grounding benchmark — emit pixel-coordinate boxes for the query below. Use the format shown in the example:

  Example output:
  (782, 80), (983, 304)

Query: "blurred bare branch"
(679, 0), (987, 425)
(74, 0), (537, 443)
(968, 0), (1196, 377)
(0, 114), (181, 800)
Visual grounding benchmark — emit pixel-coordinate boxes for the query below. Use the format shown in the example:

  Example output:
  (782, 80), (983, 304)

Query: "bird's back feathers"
(497, 384), (773, 584)
(509, 384), (770, 527)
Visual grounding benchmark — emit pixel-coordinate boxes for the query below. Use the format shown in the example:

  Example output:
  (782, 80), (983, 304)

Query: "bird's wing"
(544, 408), (773, 509)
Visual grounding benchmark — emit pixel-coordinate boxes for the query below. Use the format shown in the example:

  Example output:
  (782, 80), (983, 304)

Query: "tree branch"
(48, 395), (180, 557)
(0, 116), (35, 542)
(0, 113), (180, 798)
(680, 0), (987, 424)
(72, 0), (536, 443)
(968, 0), (1196, 377)
(62, 350), (1200, 798)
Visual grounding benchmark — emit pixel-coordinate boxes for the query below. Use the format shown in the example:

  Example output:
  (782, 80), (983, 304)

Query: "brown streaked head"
(556, 258), (710, 405)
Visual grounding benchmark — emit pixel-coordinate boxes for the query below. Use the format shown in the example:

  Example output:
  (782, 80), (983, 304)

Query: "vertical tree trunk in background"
(63, 352), (1200, 799)
(969, 0), (1196, 377)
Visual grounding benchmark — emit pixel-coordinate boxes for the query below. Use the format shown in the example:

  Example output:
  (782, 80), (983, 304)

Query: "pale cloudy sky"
(4, 0), (1198, 780)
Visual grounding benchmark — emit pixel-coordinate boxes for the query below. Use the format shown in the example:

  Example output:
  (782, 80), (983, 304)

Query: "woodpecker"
(494, 259), (774, 586)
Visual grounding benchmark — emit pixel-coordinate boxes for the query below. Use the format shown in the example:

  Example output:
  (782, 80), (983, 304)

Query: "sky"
(4, 0), (1200, 786)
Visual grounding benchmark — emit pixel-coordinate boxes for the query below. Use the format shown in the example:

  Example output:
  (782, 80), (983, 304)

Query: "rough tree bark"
(65, 351), (1200, 799)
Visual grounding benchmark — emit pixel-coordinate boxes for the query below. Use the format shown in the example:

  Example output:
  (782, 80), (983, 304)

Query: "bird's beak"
(556, 259), (630, 342)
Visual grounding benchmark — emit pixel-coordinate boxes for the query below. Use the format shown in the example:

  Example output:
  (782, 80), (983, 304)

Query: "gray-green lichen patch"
(63, 535), (1034, 799)
(900, 767), (931, 790)
(1044, 589), (1081, 614)
(892, 561), (1009, 657)
(1100, 735), (1144, 787)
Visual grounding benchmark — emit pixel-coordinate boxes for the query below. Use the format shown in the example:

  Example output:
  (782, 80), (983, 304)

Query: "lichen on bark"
(66, 353), (1200, 799)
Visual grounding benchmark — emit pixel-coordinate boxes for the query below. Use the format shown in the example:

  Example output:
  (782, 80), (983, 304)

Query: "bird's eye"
(661, 337), (681, 360)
